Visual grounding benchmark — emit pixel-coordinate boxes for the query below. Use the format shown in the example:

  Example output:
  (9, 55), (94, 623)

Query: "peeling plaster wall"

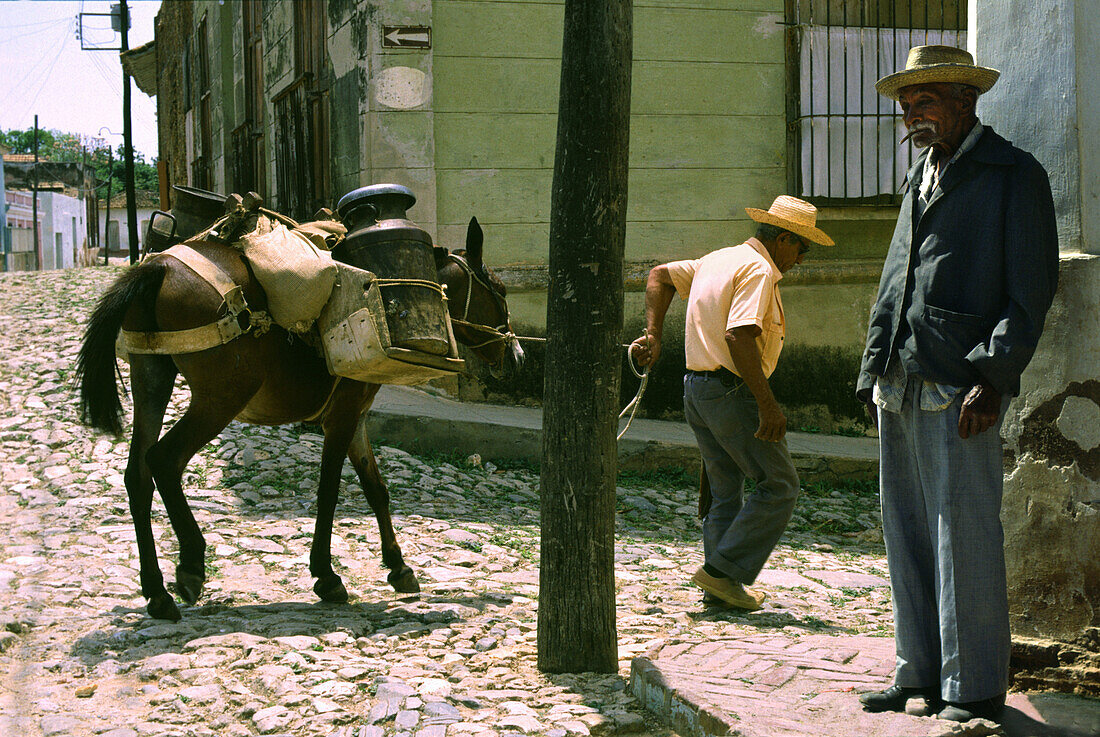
(361, 0), (437, 238)
(153, 0), (192, 200)
(972, 0), (1100, 641)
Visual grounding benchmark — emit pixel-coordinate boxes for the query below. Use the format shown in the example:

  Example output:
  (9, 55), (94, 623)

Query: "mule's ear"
(433, 245), (449, 270)
(466, 217), (484, 267)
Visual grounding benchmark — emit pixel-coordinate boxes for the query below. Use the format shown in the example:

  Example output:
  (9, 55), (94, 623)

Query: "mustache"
(900, 122), (937, 145)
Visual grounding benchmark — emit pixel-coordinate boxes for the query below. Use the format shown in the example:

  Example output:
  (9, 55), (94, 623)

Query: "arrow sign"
(382, 25), (431, 49)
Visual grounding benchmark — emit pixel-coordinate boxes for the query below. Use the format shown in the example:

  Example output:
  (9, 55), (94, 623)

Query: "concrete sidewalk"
(367, 385), (879, 483)
(631, 635), (1100, 737)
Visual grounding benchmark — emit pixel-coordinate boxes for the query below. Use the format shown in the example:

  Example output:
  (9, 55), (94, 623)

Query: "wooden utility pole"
(538, 0), (633, 674)
(103, 147), (114, 266)
(32, 115), (40, 271)
(120, 0), (139, 264)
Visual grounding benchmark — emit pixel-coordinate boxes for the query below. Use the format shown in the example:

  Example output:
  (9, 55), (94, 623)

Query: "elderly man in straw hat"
(631, 196), (834, 610)
(856, 46), (1059, 723)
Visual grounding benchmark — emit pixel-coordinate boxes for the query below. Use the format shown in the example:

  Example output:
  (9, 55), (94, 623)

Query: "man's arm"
(630, 264), (676, 367)
(725, 325), (786, 442)
(960, 158), (1058, 438)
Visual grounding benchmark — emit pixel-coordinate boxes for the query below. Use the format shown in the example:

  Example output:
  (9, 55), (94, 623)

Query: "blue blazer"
(857, 126), (1059, 399)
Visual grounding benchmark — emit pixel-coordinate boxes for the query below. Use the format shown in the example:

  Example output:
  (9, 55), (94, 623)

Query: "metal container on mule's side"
(333, 184), (450, 356)
(143, 185), (228, 254)
(316, 262), (464, 385)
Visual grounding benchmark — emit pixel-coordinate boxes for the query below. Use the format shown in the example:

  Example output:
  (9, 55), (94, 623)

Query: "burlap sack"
(238, 215), (339, 334)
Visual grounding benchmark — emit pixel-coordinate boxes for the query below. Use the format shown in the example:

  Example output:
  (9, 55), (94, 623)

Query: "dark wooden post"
(32, 115), (40, 271)
(538, 0), (633, 674)
(120, 0), (140, 264)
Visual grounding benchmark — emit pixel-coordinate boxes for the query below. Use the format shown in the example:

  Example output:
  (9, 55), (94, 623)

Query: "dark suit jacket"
(857, 126), (1059, 399)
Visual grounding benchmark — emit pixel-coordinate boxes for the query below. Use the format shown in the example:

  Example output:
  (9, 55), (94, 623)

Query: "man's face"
(898, 82), (974, 155)
(773, 231), (809, 273)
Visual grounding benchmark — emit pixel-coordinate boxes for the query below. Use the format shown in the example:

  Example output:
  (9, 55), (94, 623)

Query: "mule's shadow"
(69, 591), (516, 670)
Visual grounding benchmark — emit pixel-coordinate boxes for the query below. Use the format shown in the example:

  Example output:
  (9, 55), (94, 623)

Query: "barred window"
(231, 0), (266, 196)
(273, 0), (328, 220)
(786, 0), (965, 204)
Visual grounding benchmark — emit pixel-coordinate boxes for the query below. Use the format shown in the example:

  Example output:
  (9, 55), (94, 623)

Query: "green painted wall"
(432, 0), (797, 265)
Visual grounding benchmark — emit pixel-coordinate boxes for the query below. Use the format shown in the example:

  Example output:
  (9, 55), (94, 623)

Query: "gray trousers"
(878, 378), (1011, 702)
(684, 374), (800, 585)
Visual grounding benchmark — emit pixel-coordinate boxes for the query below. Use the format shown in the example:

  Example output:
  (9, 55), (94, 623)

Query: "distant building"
(3, 187), (87, 271)
(99, 190), (161, 258)
(2, 153), (98, 271)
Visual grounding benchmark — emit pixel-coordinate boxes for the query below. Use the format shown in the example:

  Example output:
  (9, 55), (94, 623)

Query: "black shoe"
(859, 685), (940, 713)
(937, 694), (1006, 723)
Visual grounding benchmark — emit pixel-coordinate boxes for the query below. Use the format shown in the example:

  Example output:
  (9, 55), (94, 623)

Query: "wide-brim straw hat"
(876, 45), (1000, 100)
(745, 195), (835, 247)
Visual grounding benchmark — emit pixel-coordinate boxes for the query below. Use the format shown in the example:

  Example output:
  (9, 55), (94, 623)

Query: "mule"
(76, 218), (522, 621)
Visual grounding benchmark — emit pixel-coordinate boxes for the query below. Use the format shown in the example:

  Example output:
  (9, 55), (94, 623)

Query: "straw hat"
(745, 195), (835, 247)
(876, 45), (1000, 100)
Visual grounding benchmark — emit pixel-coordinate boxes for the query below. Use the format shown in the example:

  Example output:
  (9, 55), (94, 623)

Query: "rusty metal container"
(143, 185), (227, 254)
(333, 184), (450, 356)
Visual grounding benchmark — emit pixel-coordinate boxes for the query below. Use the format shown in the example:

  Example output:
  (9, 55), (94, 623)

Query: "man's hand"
(859, 392), (879, 431)
(958, 382), (1001, 439)
(756, 398), (787, 442)
(629, 332), (661, 368)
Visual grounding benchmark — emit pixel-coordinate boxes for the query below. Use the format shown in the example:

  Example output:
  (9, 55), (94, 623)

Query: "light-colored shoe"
(691, 567), (766, 610)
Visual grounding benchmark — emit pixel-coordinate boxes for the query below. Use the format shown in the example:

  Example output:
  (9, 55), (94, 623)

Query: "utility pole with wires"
(32, 115), (40, 271)
(79, 1), (139, 264)
(118, 0), (138, 265)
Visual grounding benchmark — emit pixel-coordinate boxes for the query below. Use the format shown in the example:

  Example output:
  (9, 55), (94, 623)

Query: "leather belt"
(686, 367), (743, 386)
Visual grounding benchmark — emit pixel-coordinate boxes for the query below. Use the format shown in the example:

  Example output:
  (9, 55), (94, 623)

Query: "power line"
(20, 31), (71, 123)
(0, 19), (71, 42)
(87, 50), (124, 99)
(6, 26), (69, 120)
(0, 17), (71, 32)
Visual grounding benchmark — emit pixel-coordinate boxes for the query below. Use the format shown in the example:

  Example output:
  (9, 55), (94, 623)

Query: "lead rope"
(510, 334), (649, 441)
(617, 346), (650, 441)
(446, 252), (650, 439)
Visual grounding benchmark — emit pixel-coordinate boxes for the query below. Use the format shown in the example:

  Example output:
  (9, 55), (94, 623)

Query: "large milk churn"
(334, 184), (450, 356)
(143, 185), (227, 254)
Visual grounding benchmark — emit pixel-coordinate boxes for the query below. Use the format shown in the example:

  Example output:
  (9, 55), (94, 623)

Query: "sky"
(0, 0), (161, 159)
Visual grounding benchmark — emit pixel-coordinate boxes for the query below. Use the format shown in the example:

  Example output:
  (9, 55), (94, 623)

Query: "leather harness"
(117, 244), (271, 355)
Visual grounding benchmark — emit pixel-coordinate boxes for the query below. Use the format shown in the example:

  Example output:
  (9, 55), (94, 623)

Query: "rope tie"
(510, 334), (650, 440)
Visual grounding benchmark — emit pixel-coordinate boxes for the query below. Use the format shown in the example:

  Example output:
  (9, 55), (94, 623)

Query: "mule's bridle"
(444, 253), (517, 352)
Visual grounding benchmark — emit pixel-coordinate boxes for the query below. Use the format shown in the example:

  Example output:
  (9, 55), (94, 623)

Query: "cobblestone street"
(0, 267), (898, 737)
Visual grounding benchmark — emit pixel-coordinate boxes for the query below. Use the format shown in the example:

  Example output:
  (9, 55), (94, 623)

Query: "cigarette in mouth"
(899, 130), (916, 144)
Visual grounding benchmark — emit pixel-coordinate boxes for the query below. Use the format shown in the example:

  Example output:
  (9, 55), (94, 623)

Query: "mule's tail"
(75, 261), (168, 436)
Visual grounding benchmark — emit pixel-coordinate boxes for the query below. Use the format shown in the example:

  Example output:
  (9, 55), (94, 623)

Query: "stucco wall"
(973, 0), (1100, 641)
(431, 0), (790, 266)
(154, 0), (912, 350)
(99, 206), (157, 257)
(38, 192), (86, 270)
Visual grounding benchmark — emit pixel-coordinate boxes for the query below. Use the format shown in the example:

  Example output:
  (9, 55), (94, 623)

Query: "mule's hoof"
(148, 593), (181, 622)
(314, 575), (349, 603)
(175, 567), (206, 606)
(387, 567), (420, 594)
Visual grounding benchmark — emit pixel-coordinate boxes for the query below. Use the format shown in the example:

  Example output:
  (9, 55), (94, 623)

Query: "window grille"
(232, 0), (266, 196)
(786, 0), (965, 204)
(190, 156), (209, 191)
(229, 125), (256, 196)
(272, 1), (329, 220)
(273, 79), (314, 221)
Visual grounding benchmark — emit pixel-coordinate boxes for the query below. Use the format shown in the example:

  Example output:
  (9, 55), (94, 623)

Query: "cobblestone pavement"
(1, 267), (901, 737)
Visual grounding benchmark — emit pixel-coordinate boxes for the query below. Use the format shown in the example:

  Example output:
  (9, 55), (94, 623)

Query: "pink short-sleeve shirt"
(665, 238), (785, 378)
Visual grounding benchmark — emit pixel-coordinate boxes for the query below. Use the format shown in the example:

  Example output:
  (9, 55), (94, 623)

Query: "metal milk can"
(143, 185), (227, 254)
(334, 183), (450, 356)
